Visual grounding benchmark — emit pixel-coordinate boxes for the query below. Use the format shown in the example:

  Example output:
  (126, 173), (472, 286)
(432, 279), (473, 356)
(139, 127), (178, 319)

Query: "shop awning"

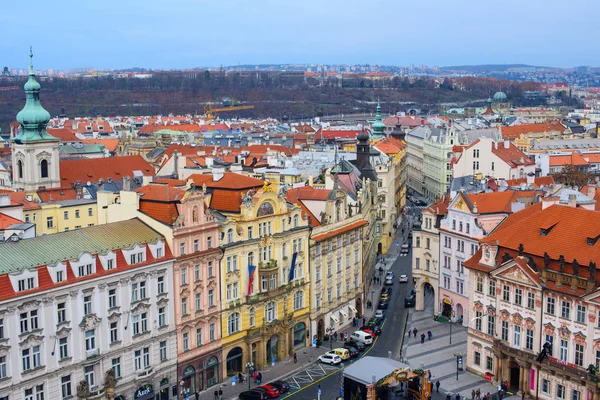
(330, 315), (340, 324)
(443, 298), (452, 305)
(349, 305), (357, 313)
(340, 310), (348, 318)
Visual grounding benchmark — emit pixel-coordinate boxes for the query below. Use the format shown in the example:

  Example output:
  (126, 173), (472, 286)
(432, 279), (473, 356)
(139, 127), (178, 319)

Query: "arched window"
(17, 160), (23, 179)
(227, 229), (233, 244)
(294, 291), (304, 310)
(40, 159), (48, 178)
(293, 214), (299, 227)
(192, 206), (198, 223)
(265, 302), (276, 323)
(228, 313), (240, 334)
(247, 252), (254, 266)
(249, 308), (255, 327)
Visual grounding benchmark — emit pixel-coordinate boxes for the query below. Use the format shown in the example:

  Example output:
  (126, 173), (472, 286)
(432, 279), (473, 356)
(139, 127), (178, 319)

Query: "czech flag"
(248, 264), (257, 295)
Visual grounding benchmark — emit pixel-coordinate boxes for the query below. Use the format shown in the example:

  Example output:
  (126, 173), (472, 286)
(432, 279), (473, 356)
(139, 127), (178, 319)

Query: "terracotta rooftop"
(37, 187), (79, 203)
(0, 213), (24, 229)
(311, 220), (368, 242)
(501, 122), (564, 140)
(490, 141), (535, 167)
(47, 128), (79, 142)
(187, 172), (264, 190)
(60, 155), (155, 187)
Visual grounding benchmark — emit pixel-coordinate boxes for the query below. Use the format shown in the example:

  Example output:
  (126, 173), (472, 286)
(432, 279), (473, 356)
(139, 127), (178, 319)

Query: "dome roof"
(493, 91), (507, 102)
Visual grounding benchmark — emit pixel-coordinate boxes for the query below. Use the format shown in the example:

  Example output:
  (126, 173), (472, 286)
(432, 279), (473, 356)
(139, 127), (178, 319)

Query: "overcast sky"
(2, 0), (598, 70)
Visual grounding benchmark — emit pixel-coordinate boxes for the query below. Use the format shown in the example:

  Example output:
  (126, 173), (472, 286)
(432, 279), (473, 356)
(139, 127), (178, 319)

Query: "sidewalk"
(401, 294), (504, 400)
(198, 345), (325, 400)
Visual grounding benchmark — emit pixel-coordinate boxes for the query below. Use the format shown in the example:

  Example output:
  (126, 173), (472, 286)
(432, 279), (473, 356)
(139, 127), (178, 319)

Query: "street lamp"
(453, 352), (463, 380)
(245, 362), (254, 391)
(326, 327), (335, 350)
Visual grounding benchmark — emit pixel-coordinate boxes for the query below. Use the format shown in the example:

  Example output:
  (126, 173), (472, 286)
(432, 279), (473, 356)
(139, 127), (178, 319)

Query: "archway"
(509, 360), (520, 391)
(225, 347), (243, 377)
(182, 365), (196, 394)
(456, 303), (464, 322)
(266, 335), (279, 364)
(423, 282), (434, 313)
(442, 298), (452, 318)
(356, 299), (362, 318)
(317, 319), (324, 340)
(206, 356), (219, 388)
(293, 322), (306, 350)
(377, 243), (383, 254)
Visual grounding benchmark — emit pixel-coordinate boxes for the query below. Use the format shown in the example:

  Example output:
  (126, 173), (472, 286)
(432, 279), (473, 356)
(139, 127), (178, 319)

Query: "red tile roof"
(60, 155), (155, 186)
(0, 190), (41, 210)
(137, 183), (186, 202)
(47, 128), (79, 142)
(312, 220), (368, 242)
(209, 189), (245, 213)
(139, 201), (180, 225)
(84, 138), (119, 153)
(285, 186), (331, 226)
(490, 141), (535, 167)
(374, 137), (406, 155)
(501, 122), (564, 140)
(319, 129), (364, 140)
(187, 173), (264, 190)
(37, 187), (78, 203)
(0, 213), (23, 229)
(504, 176), (555, 188)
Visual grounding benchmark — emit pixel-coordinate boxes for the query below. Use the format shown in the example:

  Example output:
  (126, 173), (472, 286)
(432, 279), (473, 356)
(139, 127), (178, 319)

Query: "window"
(108, 289), (117, 308)
(156, 247), (162, 258)
(227, 229), (233, 243)
(46, 216), (54, 229)
(502, 285), (510, 302)
(486, 356), (493, 371)
(183, 333), (189, 351)
(514, 288), (522, 306)
(25, 384), (44, 400)
(57, 337), (68, 360)
(160, 341), (167, 361)
(249, 308), (255, 327)
(541, 379), (550, 395)
(22, 345), (41, 371)
(195, 293), (202, 312)
(83, 295), (92, 315)
(557, 384), (565, 400)
(61, 375), (72, 398)
(84, 364), (95, 387)
(208, 261), (214, 278)
(501, 321), (509, 341)
(107, 321), (118, 344)
(474, 351), (481, 365)
(226, 284), (232, 301)
(193, 239), (199, 253)
(179, 242), (186, 255)
(157, 276), (165, 294)
(75, 209), (80, 218)
(196, 328), (203, 347)
(576, 305), (586, 324)
(526, 328), (534, 350)
(40, 159), (49, 178)
(64, 211), (69, 220)
(572, 390), (581, 400)
(456, 280), (463, 295)
(134, 347), (150, 370)
(158, 307), (166, 327)
(425, 260), (430, 271)
(88, 207), (93, 216)
(228, 313), (240, 334)
(85, 330), (95, 351)
(194, 264), (200, 281)
(415, 258), (420, 269)
(180, 268), (187, 285)
(105, 259), (113, 270)
(475, 311), (482, 331)
(294, 291), (304, 310)
(559, 339), (568, 362)
(488, 280), (496, 297)
(513, 325), (521, 348)
(208, 290), (214, 307)
(476, 275), (483, 293)
(78, 263), (93, 277)
(336, 258), (342, 273)
(57, 303), (66, 323)
(546, 297), (555, 315)
(315, 266), (321, 282)
(207, 236), (213, 248)
(0, 356), (5, 379)
(233, 282), (239, 299)
(247, 226), (253, 239)
(415, 236), (421, 248)
(111, 358), (121, 379)
(487, 316), (495, 336)
(327, 262), (332, 276)
(17, 160), (23, 179)
(132, 312), (147, 335)
(354, 249), (359, 264)
(182, 297), (188, 315)
(561, 300), (571, 319)
(466, 223), (470, 234)
(527, 292), (535, 309)
(293, 214), (299, 227)
(210, 324), (215, 341)
(575, 343), (584, 367)
(459, 221), (463, 232)
(265, 302), (276, 322)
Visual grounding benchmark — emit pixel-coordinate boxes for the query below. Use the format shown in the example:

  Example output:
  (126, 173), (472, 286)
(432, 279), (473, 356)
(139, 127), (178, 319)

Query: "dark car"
(343, 345), (360, 358)
(411, 288), (417, 296)
(405, 295), (416, 308)
(381, 287), (392, 295)
(378, 300), (389, 309)
(257, 384), (281, 398)
(267, 380), (290, 394)
(344, 340), (365, 351)
(239, 390), (268, 400)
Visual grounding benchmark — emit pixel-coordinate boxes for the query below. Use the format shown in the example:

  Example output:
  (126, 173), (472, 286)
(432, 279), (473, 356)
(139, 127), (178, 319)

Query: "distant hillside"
(441, 64), (548, 72)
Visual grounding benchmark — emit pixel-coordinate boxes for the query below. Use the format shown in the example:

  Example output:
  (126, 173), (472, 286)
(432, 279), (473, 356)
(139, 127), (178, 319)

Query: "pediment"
(493, 260), (540, 288)
(0, 344), (10, 357)
(157, 297), (170, 307)
(19, 333), (44, 348)
(18, 299), (41, 311)
(56, 326), (72, 339)
(131, 302), (151, 315)
(79, 314), (102, 331)
(107, 312), (122, 322)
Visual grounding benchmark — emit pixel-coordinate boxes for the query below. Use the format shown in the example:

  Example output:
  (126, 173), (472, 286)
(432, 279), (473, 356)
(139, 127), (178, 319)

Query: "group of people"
(470, 389), (492, 400)
(409, 327), (433, 343)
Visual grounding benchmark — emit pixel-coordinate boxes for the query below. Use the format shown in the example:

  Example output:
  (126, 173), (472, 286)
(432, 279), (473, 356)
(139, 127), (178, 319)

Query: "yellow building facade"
(24, 199), (98, 235)
(217, 184), (311, 378)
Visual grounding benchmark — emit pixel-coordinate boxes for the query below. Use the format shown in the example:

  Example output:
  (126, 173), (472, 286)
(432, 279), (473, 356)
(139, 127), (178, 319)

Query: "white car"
(374, 310), (385, 319)
(399, 274), (408, 283)
(318, 353), (342, 365)
(385, 271), (394, 279)
(385, 276), (394, 285)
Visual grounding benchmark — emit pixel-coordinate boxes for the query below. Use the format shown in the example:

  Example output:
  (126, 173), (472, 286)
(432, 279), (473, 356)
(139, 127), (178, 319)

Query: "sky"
(2, 0), (599, 70)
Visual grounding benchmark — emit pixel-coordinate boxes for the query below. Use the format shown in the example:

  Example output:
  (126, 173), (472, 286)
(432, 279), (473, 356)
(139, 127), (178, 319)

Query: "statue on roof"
(278, 183), (289, 199)
(572, 259), (579, 276)
(559, 255), (565, 273)
(590, 261), (597, 282)
(241, 189), (254, 207)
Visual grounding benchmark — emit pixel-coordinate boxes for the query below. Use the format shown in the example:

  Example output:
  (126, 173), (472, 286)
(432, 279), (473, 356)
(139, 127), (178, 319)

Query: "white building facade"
(0, 219), (178, 400)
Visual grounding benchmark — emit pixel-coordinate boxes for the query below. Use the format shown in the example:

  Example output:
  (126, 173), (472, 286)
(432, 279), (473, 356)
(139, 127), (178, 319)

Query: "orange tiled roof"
(187, 173), (263, 190)
(60, 155), (155, 186)
(0, 190), (41, 210)
(83, 138), (119, 153)
(504, 176), (554, 188)
(423, 194), (450, 216)
(285, 186), (330, 226)
(37, 187), (78, 203)
(209, 189), (245, 213)
(501, 122), (564, 140)
(0, 213), (23, 229)
(137, 183), (186, 202)
(47, 128), (78, 142)
(311, 220), (368, 242)
(491, 141), (535, 167)
(139, 201), (180, 225)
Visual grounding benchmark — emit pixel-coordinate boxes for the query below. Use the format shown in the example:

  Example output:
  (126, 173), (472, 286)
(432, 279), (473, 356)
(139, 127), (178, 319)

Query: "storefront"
(293, 322), (306, 349)
(134, 384), (154, 400)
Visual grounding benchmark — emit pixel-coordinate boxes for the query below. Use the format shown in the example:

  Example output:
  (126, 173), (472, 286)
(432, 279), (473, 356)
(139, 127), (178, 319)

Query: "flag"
(288, 252), (298, 282)
(248, 265), (257, 295)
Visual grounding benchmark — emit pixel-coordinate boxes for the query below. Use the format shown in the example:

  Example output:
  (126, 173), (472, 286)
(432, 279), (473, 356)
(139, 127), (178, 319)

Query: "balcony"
(86, 348), (100, 359)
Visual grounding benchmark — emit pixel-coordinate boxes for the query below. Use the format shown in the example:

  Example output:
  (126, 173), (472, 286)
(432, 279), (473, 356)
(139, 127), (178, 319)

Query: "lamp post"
(453, 352), (463, 380)
(245, 362), (254, 391)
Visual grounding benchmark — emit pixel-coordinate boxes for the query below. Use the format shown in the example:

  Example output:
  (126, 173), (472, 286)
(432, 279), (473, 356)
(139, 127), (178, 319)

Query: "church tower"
(371, 100), (386, 137)
(356, 129), (377, 181)
(11, 48), (60, 191)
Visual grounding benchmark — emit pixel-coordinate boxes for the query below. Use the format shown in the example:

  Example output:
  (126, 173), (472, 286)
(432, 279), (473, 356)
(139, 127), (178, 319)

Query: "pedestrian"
(428, 330), (432, 340)
(521, 390), (525, 400)
(413, 328), (418, 338)
(238, 372), (243, 383)
(363, 317), (366, 326)
(293, 352), (297, 363)
(257, 372), (262, 385)
(471, 389), (476, 400)
(456, 394), (461, 400)
(218, 388), (223, 400)
(334, 332), (338, 341)
(476, 389), (480, 399)
(195, 391), (199, 400)
(421, 333), (425, 343)
(435, 381), (440, 393)
(214, 390), (219, 400)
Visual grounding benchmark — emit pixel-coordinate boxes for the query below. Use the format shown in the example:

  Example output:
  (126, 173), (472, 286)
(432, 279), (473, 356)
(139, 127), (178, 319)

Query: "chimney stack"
(568, 194), (577, 208)
(526, 173), (535, 185)
(588, 187), (596, 199)
(123, 176), (131, 191)
(504, 140), (510, 149)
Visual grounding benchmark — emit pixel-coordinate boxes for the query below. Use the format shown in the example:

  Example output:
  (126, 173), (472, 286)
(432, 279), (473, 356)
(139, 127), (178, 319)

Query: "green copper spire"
(371, 98), (385, 137)
(14, 47), (57, 144)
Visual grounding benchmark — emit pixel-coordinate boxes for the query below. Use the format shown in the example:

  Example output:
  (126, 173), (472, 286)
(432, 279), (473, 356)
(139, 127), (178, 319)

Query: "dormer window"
(56, 270), (64, 283)
(18, 277), (35, 292)
(78, 264), (93, 278)
(130, 252), (144, 264)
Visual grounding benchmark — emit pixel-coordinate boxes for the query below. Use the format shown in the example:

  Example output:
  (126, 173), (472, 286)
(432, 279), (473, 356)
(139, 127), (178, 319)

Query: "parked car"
(239, 390), (268, 400)
(378, 300), (389, 309)
(350, 331), (374, 345)
(399, 274), (409, 283)
(411, 288), (417, 296)
(374, 309), (385, 319)
(361, 328), (378, 338)
(382, 287), (392, 295)
(385, 276), (394, 285)
(401, 244), (410, 254)
(380, 292), (390, 301)
(328, 348), (350, 360)
(344, 340), (365, 351)
(318, 353), (342, 365)
(343, 345), (360, 358)
(385, 271), (394, 279)
(405, 295), (416, 307)
(267, 381), (290, 394)
(257, 385), (281, 398)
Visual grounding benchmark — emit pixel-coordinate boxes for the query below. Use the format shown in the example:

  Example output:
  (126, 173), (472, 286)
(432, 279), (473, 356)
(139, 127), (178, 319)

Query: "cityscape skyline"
(2, 0), (599, 70)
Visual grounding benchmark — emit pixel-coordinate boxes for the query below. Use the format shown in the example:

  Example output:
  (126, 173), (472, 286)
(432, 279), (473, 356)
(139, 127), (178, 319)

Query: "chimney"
(98, 178), (104, 192)
(526, 173), (535, 185)
(504, 140), (510, 149)
(173, 150), (179, 178)
(588, 187), (596, 199)
(494, 141), (498, 150)
(123, 176), (131, 191)
(568, 193), (577, 208)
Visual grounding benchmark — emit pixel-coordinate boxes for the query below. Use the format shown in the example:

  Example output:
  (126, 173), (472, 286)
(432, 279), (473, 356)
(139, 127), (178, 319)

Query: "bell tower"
(11, 48), (60, 191)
